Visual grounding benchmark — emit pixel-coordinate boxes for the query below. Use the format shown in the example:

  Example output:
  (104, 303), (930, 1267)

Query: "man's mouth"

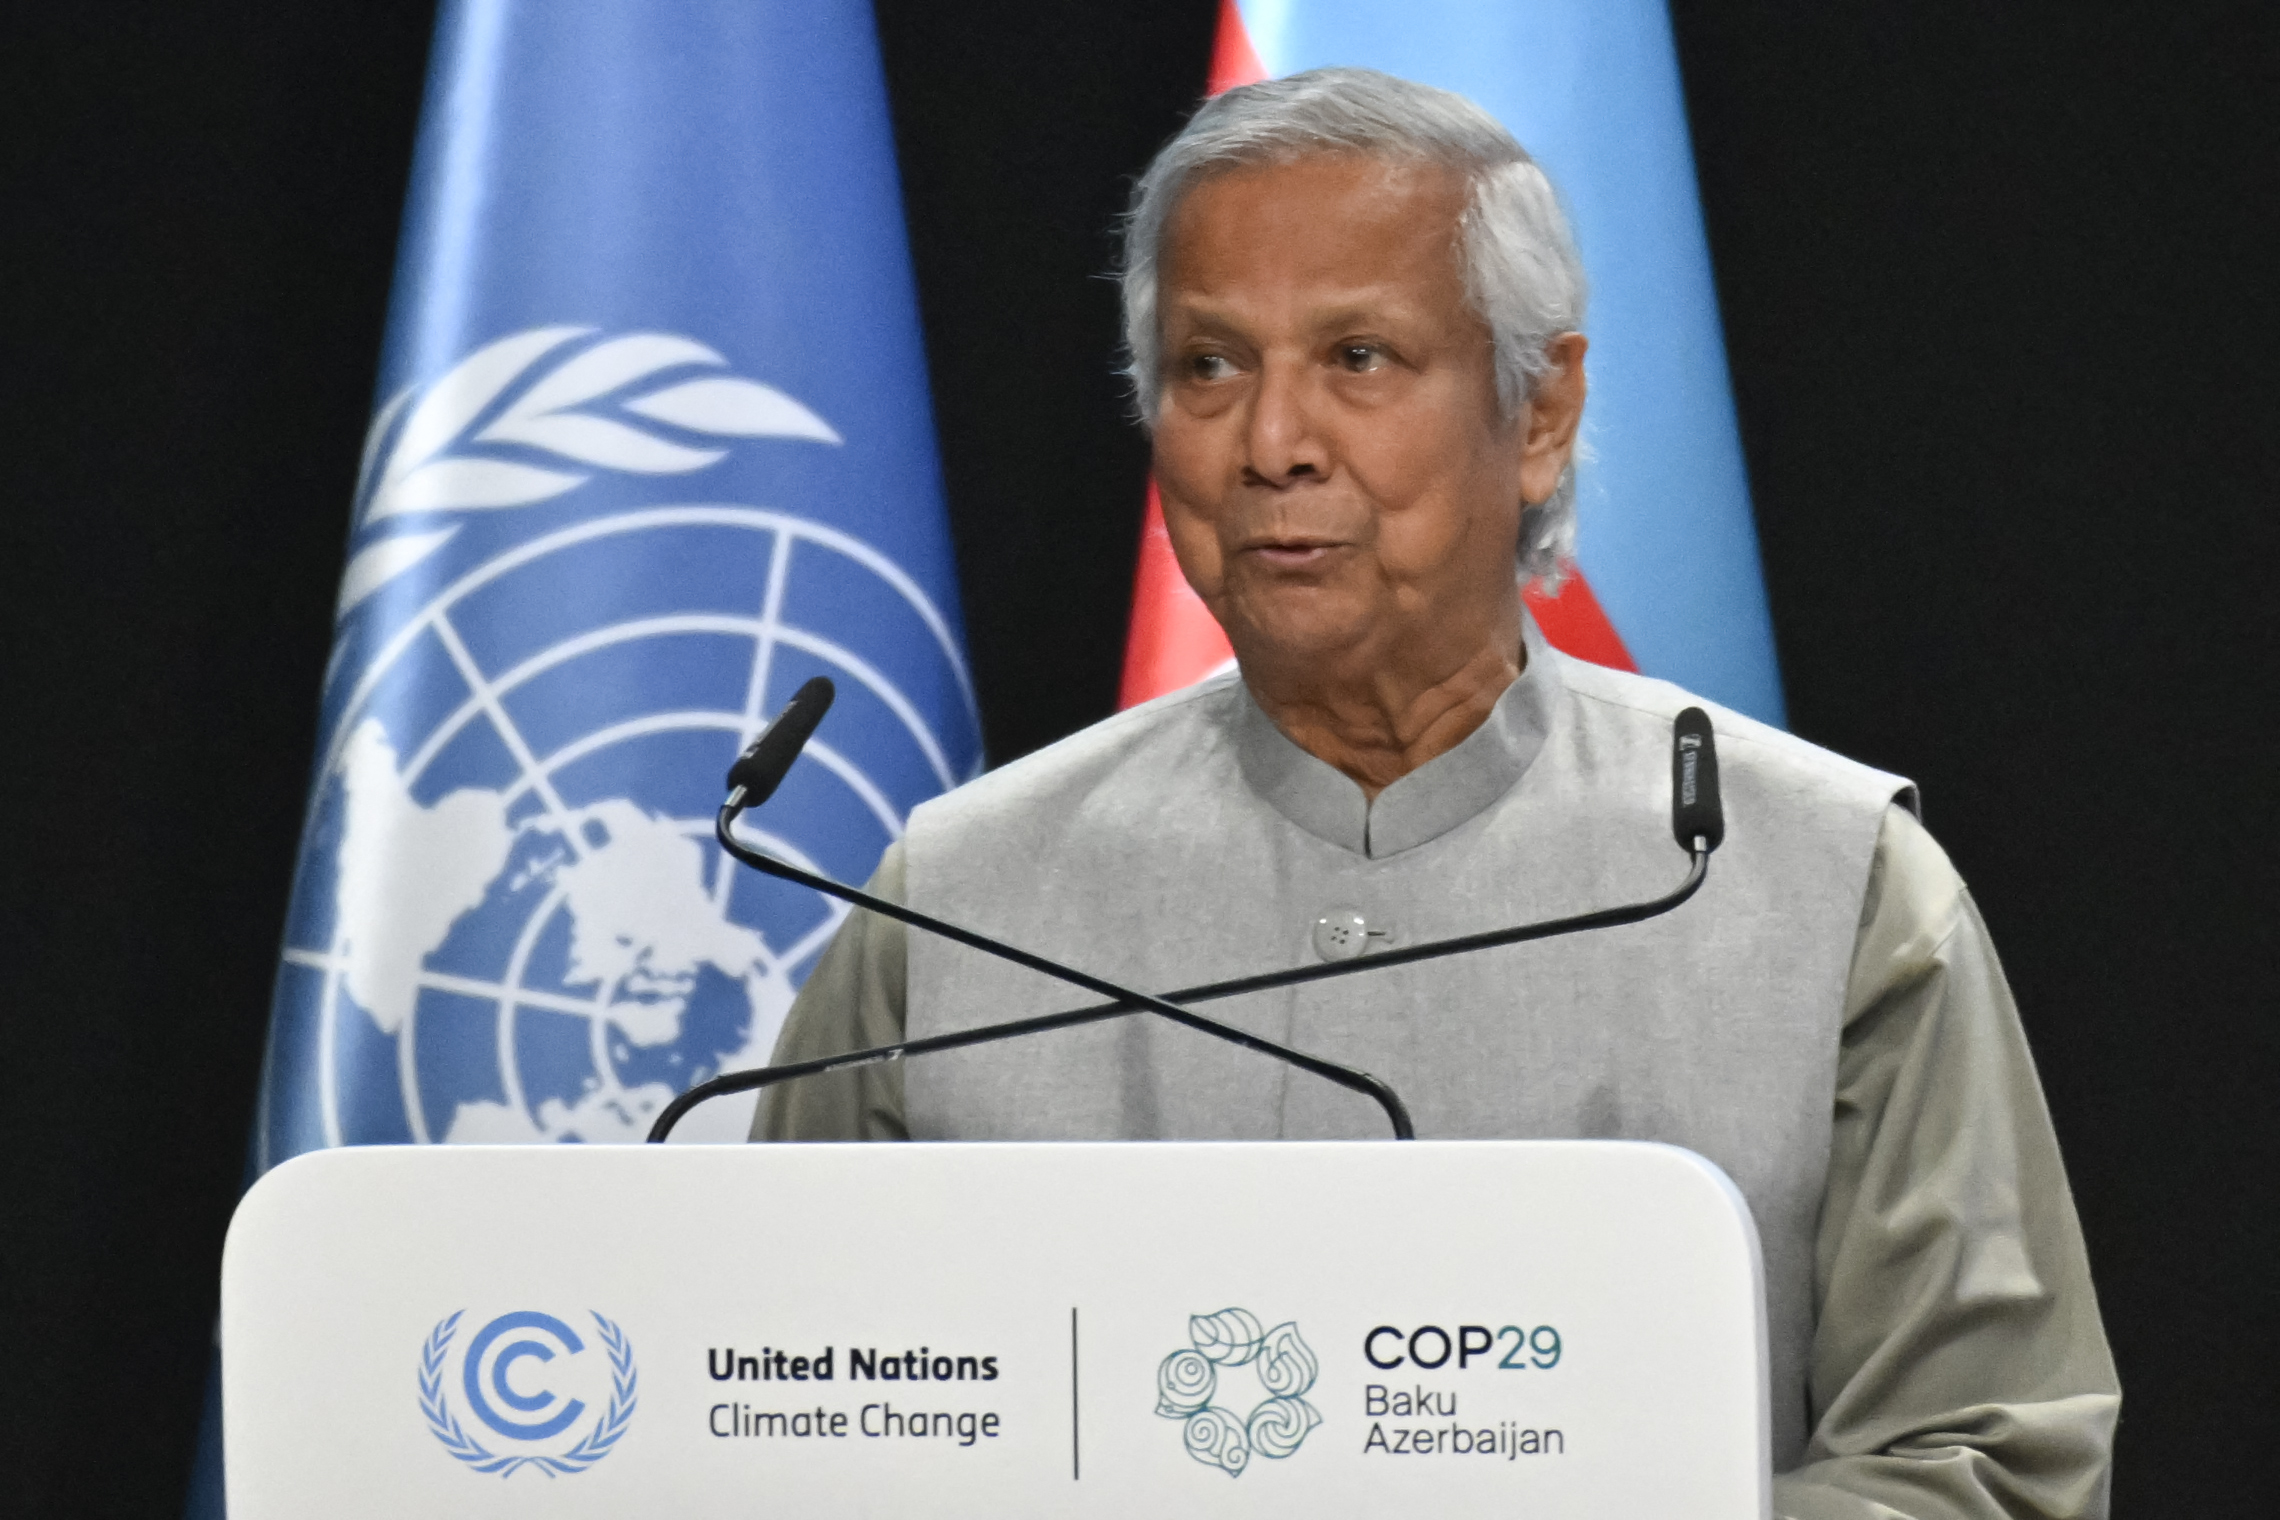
(1245, 538), (1344, 569)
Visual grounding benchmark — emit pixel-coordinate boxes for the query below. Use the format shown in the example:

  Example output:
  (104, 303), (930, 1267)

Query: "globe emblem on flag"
(271, 330), (978, 1151)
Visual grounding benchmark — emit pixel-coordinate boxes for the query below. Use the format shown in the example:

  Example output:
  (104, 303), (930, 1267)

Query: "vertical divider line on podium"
(1071, 1307), (1082, 1480)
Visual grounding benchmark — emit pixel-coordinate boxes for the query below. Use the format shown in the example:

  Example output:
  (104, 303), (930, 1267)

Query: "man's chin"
(1221, 602), (1379, 678)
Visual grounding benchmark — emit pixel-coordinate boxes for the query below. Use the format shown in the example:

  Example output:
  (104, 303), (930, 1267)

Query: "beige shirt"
(757, 803), (2117, 1517)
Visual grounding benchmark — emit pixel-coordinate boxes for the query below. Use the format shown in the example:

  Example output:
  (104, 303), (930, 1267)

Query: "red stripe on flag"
(1118, 482), (1236, 709)
(1208, 0), (1267, 93)
(1524, 572), (1637, 671)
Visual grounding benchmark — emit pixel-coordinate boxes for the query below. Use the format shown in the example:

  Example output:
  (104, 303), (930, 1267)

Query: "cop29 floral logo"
(419, 1310), (638, 1477)
(1155, 1308), (1322, 1476)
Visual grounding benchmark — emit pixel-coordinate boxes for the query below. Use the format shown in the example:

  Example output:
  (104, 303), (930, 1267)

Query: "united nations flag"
(187, 1), (976, 1512)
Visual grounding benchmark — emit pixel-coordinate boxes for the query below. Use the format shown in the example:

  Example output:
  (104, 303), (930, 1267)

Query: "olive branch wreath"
(340, 325), (842, 615)
(418, 1310), (639, 1478)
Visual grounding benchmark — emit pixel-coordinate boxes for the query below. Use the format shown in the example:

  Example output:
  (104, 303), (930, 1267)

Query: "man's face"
(1151, 153), (1578, 690)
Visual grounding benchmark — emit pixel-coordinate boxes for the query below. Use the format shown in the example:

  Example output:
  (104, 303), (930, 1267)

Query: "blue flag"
(188, 0), (974, 1509)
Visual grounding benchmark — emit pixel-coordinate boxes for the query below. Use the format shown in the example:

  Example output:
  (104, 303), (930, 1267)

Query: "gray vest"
(900, 619), (1909, 1465)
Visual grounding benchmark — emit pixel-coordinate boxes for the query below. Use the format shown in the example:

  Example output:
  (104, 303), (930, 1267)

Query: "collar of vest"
(1231, 609), (1559, 859)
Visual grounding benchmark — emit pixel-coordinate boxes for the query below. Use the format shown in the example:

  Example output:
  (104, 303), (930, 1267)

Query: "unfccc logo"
(419, 1310), (638, 1476)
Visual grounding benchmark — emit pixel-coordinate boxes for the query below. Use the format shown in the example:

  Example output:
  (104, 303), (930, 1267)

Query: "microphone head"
(1670, 706), (1725, 853)
(726, 676), (836, 809)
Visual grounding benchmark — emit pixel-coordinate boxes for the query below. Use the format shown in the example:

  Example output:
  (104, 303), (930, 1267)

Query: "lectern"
(222, 1140), (1768, 1517)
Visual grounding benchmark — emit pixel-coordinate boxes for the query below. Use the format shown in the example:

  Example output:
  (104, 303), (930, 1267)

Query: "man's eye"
(1188, 353), (1237, 381)
(1338, 344), (1384, 372)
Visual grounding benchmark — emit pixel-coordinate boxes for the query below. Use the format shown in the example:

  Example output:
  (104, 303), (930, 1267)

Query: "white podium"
(221, 1141), (1769, 1518)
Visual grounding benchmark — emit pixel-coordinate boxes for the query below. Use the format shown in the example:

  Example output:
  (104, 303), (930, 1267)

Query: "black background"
(4, 3), (2274, 1514)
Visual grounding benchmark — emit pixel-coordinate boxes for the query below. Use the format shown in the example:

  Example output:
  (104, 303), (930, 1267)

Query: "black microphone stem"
(1160, 841), (1709, 1003)
(681, 799), (1416, 1142)
(648, 814), (1709, 1143)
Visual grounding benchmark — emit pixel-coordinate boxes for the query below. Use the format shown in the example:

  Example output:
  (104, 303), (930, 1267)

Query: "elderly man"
(756, 68), (2117, 1518)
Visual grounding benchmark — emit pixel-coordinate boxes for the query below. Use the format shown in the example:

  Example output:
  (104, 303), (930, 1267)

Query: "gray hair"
(1120, 67), (1588, 578)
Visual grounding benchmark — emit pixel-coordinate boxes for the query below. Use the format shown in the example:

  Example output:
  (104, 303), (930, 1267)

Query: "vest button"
(1312, 909), (1380, 962)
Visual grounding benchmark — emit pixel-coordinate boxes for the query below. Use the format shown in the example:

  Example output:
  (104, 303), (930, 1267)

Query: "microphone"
(728, 675), (835, 809)
(648, 698), (1725, 1144)
(1673, 705), (1724, 852)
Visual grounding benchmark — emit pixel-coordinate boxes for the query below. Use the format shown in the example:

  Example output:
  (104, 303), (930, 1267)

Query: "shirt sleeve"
(749, 841), (913, 1142)
(1775, 805), (2120, 1519)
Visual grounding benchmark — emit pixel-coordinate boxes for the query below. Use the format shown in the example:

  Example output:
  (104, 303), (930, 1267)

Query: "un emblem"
(420, 1310), (637, 1477)
(267, 327), (980, 1155)
(1155, 1309), (1324, 1476)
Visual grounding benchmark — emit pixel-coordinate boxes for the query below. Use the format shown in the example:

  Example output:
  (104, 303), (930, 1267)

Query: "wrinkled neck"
(1241, 613), (1525, 802)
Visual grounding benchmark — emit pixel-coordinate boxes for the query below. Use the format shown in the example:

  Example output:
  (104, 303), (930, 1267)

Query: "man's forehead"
(1174, 150), (1465, 234)
(1161, 152), (1470, 312)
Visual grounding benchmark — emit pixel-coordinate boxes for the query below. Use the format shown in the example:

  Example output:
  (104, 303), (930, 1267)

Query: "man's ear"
(1518, 332), (1588, 507)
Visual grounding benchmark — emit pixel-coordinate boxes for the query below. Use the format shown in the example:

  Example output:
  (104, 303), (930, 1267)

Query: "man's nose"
(1242, 358), (1330, 486)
